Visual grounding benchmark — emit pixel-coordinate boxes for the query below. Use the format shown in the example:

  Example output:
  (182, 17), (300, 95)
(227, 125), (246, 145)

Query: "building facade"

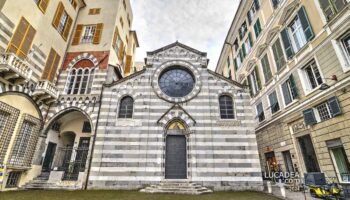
(0, 0), (139, 190)
(216, 0), (350, 188)
(87, 42), (263, 191)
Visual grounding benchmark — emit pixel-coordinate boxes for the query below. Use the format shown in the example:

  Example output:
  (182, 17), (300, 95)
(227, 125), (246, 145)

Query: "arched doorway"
(165, 121), (187, 179)
(41, 110), (92, 181)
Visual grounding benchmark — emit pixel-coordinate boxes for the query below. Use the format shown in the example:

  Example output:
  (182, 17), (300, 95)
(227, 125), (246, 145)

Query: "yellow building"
(0, 0), (138, 190)
(216, 0), (350, 191)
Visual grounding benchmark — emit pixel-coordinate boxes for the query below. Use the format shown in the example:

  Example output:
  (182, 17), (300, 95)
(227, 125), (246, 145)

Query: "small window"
(219, 95), (234, 119)
(316, 102), (331, 121)
(81, 25), (96, 44)
(289, 16), (307, 51)
(271, 0), (284, 9)
(52, 2), (73, 40)
(118, 96), (134, 118)
(69, 0), (78, 9)
(6, 172), (21, 188)
(302, 60), (323, 90)
(245, 33), (253, 54)
(247, 66), (261, 96)
(256, 102), (265, 122)
(238, 21), (247, 40)
(88, 8), (101, 15)
(82, 121), (91, 133)
(123, 0), (127, 9)
(268, 91), (280, 114)
(34, 0), (49, 13)
(51, 122), (61, 132)
(120, 17), (124, 28)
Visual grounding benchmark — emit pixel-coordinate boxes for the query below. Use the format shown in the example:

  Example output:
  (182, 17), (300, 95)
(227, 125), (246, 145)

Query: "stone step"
(140, 182), (213, 195)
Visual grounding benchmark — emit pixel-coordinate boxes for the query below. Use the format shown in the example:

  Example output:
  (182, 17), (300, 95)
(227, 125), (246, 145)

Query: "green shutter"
(248, 32), (253, 46)
(234, 58), (238, 71)
(255, 66), (262, 90)
(289, 74), (299, 99)
(328, 96), (342, 117)
(242, 44), (246, 58)
(282, 81), (292, 105)
(303, 108), (317, 125)
(281, 28), (294, 59)
(297, 6), (314, 42)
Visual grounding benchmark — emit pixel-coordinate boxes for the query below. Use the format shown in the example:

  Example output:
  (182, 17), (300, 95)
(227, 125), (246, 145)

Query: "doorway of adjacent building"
(298, 134), (320, 172)
(282, 150), (294, 172)
(42, 142), (57, 172)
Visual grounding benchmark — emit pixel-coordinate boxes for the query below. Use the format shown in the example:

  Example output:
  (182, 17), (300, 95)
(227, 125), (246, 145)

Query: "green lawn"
(1, 190), (280, 200)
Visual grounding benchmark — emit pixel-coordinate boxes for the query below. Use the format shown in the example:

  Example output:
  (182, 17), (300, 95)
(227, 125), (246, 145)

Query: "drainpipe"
(84, 78), (105, 190)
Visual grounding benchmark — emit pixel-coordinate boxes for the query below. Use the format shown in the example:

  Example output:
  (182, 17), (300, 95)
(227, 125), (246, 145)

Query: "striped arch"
(67, 53), (99, 69)
(157, 105), (196, 130)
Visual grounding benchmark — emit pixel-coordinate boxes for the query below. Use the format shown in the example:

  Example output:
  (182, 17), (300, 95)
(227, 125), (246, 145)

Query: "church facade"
(87, 42), (263, 191)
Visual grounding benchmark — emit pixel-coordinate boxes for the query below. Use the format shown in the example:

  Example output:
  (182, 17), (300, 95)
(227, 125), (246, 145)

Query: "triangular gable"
(147, 41), (207, 57)
(157, 104), (196, 128)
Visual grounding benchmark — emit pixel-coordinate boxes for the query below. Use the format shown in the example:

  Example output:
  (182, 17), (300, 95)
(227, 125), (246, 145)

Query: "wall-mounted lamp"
(319, 75), (338, 91)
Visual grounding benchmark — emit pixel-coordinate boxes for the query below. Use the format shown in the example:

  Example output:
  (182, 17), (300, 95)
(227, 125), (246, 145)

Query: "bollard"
(267, 181), (272, 194)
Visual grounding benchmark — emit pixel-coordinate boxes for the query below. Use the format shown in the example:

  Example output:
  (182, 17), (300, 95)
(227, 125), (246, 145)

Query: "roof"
(147, 41), (207, 57)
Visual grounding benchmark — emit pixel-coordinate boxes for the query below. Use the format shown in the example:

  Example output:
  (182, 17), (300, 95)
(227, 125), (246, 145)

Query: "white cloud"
(130, 0), (240, 70)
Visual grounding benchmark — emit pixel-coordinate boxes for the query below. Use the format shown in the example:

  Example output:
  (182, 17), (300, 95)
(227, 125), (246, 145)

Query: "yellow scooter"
(307, 182), (344, 200)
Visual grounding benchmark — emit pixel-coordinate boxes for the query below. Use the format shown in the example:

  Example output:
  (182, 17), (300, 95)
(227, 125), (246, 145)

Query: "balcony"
(32, 80), (59, 104)
(0, 53), (33, 85)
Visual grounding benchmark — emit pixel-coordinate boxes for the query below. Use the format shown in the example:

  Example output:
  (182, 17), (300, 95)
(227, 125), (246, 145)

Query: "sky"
(130, 0), (240, 70)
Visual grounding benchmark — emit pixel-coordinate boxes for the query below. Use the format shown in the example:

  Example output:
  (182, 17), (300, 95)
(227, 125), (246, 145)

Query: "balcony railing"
(0, 53), (33, 84)
(32, 80), (59, 104)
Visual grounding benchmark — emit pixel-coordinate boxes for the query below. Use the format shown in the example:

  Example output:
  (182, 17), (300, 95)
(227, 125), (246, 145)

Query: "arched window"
(219, 95), (234, 119)
(65, 67), (95, 95)
(118, 96), (133, 118)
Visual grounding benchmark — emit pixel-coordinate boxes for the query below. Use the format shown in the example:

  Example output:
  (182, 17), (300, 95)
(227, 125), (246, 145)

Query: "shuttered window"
(281, 28), (294, 59)
(52, 2), (73, 41)
(219, 95), (235, 119)
(89, 8), (101, 15)
(319, 0), (347, 21)
(261, 54), (272, 83)
(248, 66), (261, 96)
(42, 48), (60, 82)
(281, 75), (298, 106)
(272, 38), (286, 71)
(341, 34), (350, 58)
(69, 0), (77, 9)
(303, 96), (342, 125)
(268, 91), (280, 114)
(303, 60), (323, 90)
(118, 42), (125, 61)
(7, 17), (36, 59)
(34, 0), (50, 13)
(72, 24), (83, 45)
(125, 55), (132, 74)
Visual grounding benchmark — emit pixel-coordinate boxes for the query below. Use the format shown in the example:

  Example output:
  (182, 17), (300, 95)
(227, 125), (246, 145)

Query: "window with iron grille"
(6, 172), (21, 188)
(303, 60), (323, 90)
(269, 91), (280, 114)
(118, 96), (134, 118)
(81, 25), (96, 43)
(316, 102), (332, 121)
(219, 95), (235, 119)
(9, 114), (41, 167)
(0, 102), (20, 164)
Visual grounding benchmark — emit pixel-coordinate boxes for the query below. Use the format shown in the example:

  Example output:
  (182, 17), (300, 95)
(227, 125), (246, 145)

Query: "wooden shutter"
(297, 6), (314, 42)
(38, 0), (50, 13)
(233, 58), (238, 71)
(254, 66), (262, 90)
(112, 27), (118, 49)
(248, 32), (253, 46)
(42, 49), (60, 82)
(319, 0), (334, 20)
(62, 15), (73, 41)
(72, 24), (83, 45)
(282, 81), (292, 105)
(328, 96), (342, 117)
(93, 23), (103, 44)
(125, 55), (132, 74)
(7, 18), (36, 59)
(281, 28), (294, 59)
(303, 109), (317, 125)
(247, 77), (253, 97)
(118, 41), (124, 60)
(52, 2), (64, 29)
